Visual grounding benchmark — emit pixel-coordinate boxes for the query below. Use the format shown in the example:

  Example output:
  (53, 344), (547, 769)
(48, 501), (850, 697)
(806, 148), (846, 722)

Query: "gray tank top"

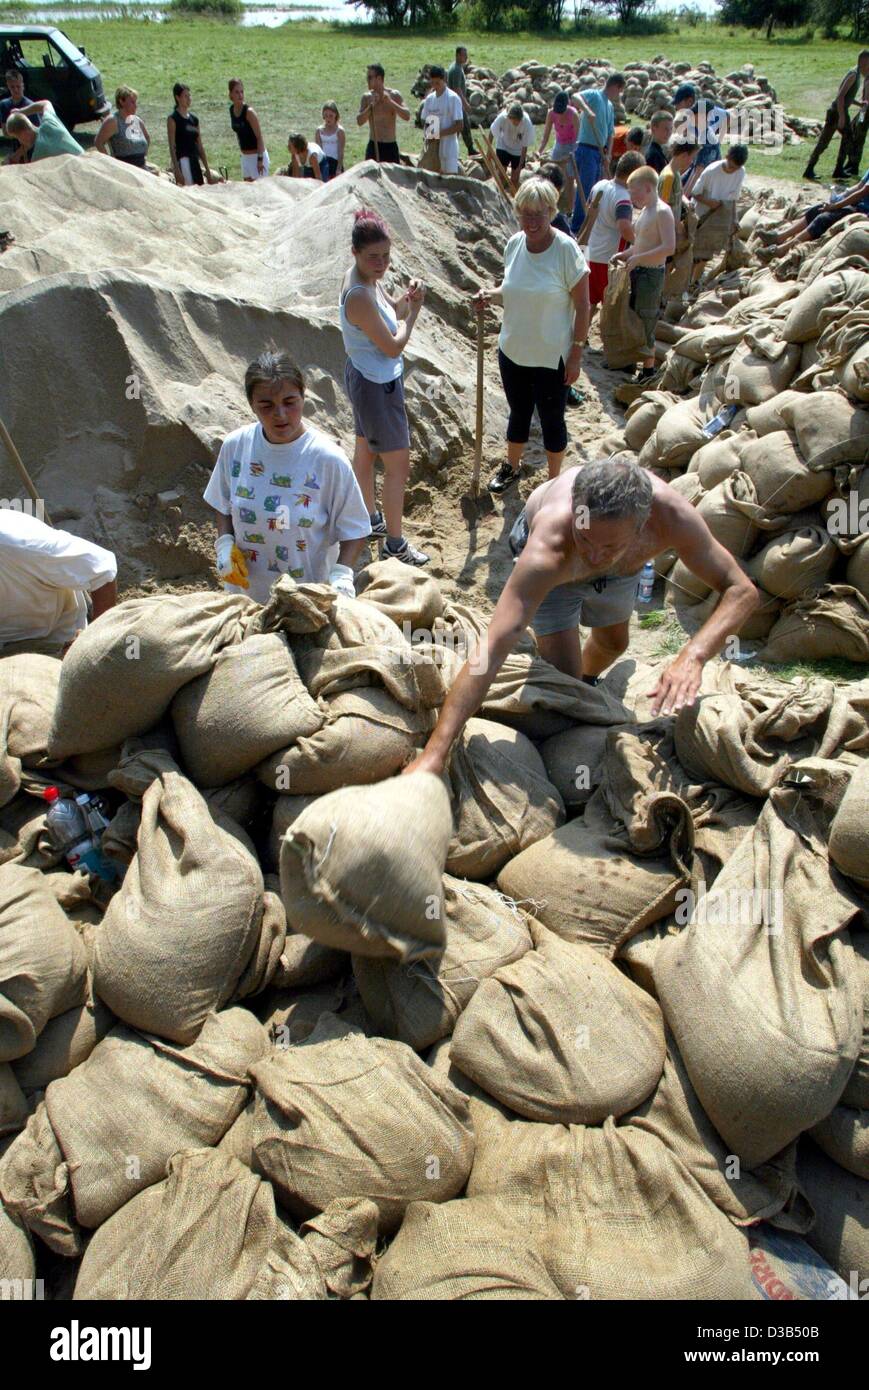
(110, 111), (149, 161)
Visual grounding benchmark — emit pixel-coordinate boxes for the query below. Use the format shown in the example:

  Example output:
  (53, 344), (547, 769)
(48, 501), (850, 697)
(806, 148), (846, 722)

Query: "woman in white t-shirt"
(490, 103), (534, 191)
(203, 351), (370, 605)
(475, 177), (590, 494)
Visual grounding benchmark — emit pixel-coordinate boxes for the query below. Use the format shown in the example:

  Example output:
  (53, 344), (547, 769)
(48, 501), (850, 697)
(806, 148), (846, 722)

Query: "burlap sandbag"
(47, 593), (255, 759)
(810, 1104), (869, 1180)
(256, 688), (432, 796)
(745, 522), (838, 599)
(371, 1197), (563, 1301)
(692, 200), (735, 263)
(450, 921), (665, 1124)
(655, 776), (863, 1168)
(355, 557), (445, 633)
(294, 593), (444, 712)
(0, 792), (57, 870)
(782, 391), (869, 470)
(0, 862), (89, 1063)
(538, 723), (614, 810)
(481, 652), (631, 740)
(74, 1150), (376, 1301)
(723, 338), (802, 407)
(829, 760), (869, 888)
(445, 717), (564, 879)
(745, 389), (805, 438)
(0, 1007), (266, 1252)
(170, 633), (324, 787)
(464, 1093), (756, 1301)
(674, 664), (869, 797)
(666, 557), (713, 605)
(761, 584), (869, 663)
(0, 1169), (34, 1287)
(695, 475), (761, 554)
(12, 997), (114, 1095)
(600, 261), (648, 370)
(626, 1036), (811, 1230)
(248, 1013), (474, 1233)
(846, 535), (869, 602)
(93, 768), (266, 1044)
(689, 431), (745, 489)
(739, 432), (833, 515)
(623, 391), (680, 452)
(783, 268), (869, 344)
(352, 876), (532, 1051)
(499, 724), (706, 955)
(0, 1063), (27, 1139)
(279, 773), (452, 962)
(841, 934), (869, 1109)
(842, 339), (869, 402)
(653, 398), (708, 468)
(797, 1138), (868, 1283)
(0, 654), (60, 808)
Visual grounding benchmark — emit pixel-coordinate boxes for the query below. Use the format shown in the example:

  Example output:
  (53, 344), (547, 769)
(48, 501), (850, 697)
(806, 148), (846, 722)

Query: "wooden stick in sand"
(471, 302), (485, 498)
(0, 414), (51, 527)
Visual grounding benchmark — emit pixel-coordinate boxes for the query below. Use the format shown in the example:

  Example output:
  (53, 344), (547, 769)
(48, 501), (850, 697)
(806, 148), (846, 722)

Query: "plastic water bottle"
(637, 561), (655, 604)
(43, 787), (117, 882)
(73, 793), (118, 882)
(701, 403), (739, 439)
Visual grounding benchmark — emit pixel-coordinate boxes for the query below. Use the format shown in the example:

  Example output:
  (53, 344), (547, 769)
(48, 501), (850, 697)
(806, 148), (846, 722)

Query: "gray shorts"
(344, 359), (411, 454)
(629, 266), (665, 354)
(509, 510), (642, 637)
(551, 141), (576, 166)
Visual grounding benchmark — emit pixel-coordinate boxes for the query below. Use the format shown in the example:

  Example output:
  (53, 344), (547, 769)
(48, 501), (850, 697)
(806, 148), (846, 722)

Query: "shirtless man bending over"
(611, 164), (675, 384)
(404, 458), (758, 776)
(357, 63), (409, 165)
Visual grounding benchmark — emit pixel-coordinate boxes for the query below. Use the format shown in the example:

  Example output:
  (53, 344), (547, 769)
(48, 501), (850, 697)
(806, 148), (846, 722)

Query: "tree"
(810, 0), (869, 39)
(717, 0), (810, 38)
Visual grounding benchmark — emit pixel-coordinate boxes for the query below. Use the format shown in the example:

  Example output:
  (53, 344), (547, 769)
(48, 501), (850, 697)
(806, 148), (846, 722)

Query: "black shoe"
(488, 462), (521, 495)
(802, 170), (819, 182)
(567, 385), (585, 407)
(382, 536), (430, 566)
(368, 509), (387, 539)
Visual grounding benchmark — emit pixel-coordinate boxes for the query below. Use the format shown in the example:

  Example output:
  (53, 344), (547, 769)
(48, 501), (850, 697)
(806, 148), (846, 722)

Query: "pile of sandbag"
(1, 549), (867, 1303)
(411, 56), (815, 147)
(601, 194), (869, 664)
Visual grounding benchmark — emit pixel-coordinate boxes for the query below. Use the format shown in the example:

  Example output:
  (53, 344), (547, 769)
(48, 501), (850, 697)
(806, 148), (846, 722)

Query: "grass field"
(3, 15), (864, 181)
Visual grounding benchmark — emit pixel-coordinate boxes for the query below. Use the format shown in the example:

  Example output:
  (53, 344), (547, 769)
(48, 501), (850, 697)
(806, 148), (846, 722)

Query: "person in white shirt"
(584, 150), (643, 324)
(490, 103), (534, 191)
(0, 508), (117, 655)
(474, 177), (590, 494)
(420, 65), (464, 175)
(316, 101), (345, 180)
(285, 132), (325, 180)
(690, 143), (748, 280)
(204, 352), (370, 605)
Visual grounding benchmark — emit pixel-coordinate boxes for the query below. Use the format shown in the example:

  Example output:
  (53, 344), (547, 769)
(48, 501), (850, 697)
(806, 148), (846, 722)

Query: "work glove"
(216, 533), (249, 590)
(329, 563), (356, 599)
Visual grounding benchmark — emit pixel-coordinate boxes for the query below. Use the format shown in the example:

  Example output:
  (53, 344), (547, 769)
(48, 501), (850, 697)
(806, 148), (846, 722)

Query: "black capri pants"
(803, 201), (851, 240)
(498, 348), (568, 454)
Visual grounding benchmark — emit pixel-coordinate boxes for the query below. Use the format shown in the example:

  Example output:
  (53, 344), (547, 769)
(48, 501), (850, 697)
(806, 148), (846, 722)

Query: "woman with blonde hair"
(95, 85), (150, 168)
(475, 176), (589, 493)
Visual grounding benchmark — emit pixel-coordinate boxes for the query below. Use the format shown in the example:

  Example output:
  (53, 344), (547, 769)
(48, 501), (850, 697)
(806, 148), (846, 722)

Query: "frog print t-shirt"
(203, 422), (370, 604)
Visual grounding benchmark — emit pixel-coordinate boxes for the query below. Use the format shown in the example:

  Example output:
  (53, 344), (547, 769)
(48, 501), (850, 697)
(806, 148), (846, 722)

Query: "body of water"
(1, 0), (722, 26)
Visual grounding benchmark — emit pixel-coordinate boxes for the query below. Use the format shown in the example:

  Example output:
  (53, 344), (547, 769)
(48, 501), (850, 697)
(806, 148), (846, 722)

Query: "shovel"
(461, 301), (494, 526)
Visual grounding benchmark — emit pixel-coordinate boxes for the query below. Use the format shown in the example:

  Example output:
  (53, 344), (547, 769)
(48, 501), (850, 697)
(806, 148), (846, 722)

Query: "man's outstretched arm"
(650, 509), (759, 716)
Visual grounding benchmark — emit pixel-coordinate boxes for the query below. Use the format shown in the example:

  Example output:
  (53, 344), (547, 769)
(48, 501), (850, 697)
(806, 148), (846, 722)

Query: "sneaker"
(488, 462), (521, 495)
(625, 366), (656, 384)
(383, 536), (430, 567)
(369, 510), (387, 539)
(802, 170), (819, 182)
(567, 385), (585, 407)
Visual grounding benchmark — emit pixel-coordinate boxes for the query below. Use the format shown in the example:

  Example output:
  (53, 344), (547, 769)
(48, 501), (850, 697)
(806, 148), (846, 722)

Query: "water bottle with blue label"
(637, 561), (655, 604)
(701, 403), (739, 439)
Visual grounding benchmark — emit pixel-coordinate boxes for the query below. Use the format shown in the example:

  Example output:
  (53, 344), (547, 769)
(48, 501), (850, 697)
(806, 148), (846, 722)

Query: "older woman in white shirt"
(475, 177), (590, 494)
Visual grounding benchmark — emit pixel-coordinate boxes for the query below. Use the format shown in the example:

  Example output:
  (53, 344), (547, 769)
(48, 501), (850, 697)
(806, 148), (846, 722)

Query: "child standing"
(317, 101), (345, 181)
(204, 352), (370, 604)
(611, 165), (676, 384)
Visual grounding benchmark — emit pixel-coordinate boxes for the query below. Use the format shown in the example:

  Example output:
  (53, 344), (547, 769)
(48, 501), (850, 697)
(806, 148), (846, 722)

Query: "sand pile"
(0, 154), (517, 592)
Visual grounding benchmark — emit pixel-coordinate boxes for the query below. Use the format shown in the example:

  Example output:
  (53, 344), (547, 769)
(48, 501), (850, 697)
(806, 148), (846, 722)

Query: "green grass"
(755, 655), (869, 683)
(2, 16), (861, 179)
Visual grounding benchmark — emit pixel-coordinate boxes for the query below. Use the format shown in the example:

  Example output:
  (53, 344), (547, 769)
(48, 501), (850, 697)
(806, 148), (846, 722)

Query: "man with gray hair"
(404, 458), (758, 775)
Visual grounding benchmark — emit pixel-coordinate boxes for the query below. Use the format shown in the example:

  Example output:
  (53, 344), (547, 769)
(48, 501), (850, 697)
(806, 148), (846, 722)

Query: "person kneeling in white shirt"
(204, 350), (371, 605)
(0, 508), (117, 657)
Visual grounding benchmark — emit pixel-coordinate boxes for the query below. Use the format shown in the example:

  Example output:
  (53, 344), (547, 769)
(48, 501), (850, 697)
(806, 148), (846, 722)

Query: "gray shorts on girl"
(509, 510), (642, 637)
(344, 359), (411, 453)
